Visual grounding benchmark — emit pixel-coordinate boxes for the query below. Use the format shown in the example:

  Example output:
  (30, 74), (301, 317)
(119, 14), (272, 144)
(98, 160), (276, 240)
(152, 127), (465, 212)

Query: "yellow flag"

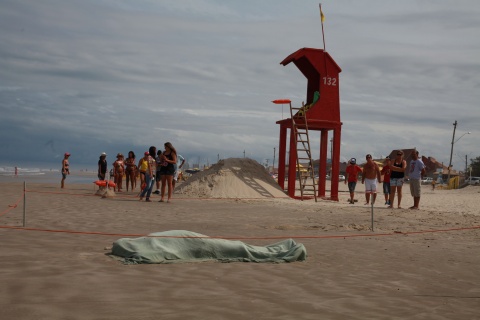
(320, 7), (325, 23)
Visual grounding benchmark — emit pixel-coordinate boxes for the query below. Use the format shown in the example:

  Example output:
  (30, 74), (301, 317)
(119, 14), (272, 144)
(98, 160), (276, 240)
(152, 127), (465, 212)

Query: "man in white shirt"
(408, 150), (426, 210)
(173, 154), (186, 188)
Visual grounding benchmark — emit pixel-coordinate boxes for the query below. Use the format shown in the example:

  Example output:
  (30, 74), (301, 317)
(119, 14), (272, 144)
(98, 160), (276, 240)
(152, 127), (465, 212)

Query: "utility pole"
(447, 120), (457, 183)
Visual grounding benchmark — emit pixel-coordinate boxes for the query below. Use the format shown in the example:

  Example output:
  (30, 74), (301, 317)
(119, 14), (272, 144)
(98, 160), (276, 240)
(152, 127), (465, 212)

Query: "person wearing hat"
(380, 156), (392, 205)
(345, 158), (362, 204)
(113, 153), (125, 192)
(98, 152), (108, 181)
(61, 152), (71, 189)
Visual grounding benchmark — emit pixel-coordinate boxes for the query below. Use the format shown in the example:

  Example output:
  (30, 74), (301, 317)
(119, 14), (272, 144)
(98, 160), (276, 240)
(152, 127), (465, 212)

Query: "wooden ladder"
(289, 102), (318, 202)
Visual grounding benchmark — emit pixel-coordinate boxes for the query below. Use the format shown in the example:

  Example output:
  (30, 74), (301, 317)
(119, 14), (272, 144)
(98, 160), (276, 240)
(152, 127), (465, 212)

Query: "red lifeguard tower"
(275, 47), (342, 201)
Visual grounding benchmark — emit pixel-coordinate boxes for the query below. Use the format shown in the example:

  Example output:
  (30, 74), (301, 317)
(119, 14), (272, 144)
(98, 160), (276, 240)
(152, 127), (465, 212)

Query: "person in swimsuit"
(61, 152), (70, 188)
(159, 142), (177, 203)
(113, 153), (125, 192)
(389, 150), (407, 208)
(137, 153), (148, 187)
(361, 154), (382, 205)
(125, 151), (137, 192)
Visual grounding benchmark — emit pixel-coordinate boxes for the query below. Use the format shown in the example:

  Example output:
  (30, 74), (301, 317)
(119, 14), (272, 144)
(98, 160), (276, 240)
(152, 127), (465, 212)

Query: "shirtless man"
(362, 154), (382, 205)
(61, 152), (70, 188)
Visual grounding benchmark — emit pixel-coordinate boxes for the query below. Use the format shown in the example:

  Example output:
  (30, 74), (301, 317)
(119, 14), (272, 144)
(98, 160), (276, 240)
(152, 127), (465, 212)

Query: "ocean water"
(0, 165), (98, 184)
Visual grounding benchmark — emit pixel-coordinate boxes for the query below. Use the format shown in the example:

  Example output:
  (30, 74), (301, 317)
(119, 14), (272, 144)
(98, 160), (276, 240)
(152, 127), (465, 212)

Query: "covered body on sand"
(111, 230), (306, 264)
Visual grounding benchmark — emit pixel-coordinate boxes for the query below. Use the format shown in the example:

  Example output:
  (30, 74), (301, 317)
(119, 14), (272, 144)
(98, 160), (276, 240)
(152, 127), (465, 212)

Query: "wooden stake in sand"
(23, 181), (26, 227)
(371, 201), (374, 232)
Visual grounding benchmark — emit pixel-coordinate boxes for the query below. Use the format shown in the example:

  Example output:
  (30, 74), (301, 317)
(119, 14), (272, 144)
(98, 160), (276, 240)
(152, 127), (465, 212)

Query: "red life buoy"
(94, 180), (116, 187)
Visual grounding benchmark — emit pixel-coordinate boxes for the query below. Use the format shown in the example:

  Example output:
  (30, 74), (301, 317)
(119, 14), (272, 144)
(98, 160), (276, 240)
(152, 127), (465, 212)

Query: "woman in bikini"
(125, 151), (137, 192)
(113, 153), (125, 192)
(159, 142), (177, 203)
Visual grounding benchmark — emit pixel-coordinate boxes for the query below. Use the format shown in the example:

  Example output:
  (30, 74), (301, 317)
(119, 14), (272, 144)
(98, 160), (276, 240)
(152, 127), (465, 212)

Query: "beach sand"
(1, 172), (479, 319)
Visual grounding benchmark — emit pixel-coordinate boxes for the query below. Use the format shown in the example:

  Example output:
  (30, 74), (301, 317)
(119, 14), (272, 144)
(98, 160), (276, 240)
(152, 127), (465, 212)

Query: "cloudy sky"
(1, 0), (479, 171)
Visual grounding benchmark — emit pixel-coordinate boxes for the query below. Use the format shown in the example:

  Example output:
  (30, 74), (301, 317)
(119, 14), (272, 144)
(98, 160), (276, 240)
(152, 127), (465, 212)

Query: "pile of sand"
(176, 158), (286, 198)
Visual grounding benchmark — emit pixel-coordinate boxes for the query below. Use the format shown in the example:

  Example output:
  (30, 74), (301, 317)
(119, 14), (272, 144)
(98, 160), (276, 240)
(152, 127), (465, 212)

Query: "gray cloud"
(1, 0), (479, 171)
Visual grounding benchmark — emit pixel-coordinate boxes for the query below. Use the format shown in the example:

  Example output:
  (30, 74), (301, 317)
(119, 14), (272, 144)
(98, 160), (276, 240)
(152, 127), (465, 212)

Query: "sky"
(1, 0), (479, 171)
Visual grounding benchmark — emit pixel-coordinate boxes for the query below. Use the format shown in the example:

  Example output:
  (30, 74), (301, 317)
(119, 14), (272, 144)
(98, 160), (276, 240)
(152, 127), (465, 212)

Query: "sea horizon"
(0, 163), (99, 185)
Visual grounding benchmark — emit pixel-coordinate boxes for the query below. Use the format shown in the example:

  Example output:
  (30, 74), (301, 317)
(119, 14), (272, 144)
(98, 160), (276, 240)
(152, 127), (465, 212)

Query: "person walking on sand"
(381, 156), (392, 205)
(389, 150), (407, 208)
(61, 152), (71, 188)
(362, 154), (382, 205)
(172, 153), (185, 189)
(408, 150), (426, 210)
(125, 151), (137, 192)
(137, 149), (151, 188)
(159, 142), (177, 203)
(139, 149), (156, 202)
(345, 158), (362, 204)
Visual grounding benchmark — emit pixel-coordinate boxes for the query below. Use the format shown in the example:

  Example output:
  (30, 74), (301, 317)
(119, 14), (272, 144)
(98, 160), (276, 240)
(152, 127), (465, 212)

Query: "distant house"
(422, 156), (446, 175)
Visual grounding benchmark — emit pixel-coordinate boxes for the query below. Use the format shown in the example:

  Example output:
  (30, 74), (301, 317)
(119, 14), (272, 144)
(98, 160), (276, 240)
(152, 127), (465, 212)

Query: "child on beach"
(381, 156), (391, 205)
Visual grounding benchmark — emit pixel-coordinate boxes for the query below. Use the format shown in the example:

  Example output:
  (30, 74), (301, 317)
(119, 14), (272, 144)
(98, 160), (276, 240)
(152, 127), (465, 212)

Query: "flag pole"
(319, 3), (328, 76)
(319, 3), (326, 51)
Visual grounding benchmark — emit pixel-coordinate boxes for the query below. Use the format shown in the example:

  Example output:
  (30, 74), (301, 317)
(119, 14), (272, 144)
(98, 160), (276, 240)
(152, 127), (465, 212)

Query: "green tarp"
(111, 230), (307, 264)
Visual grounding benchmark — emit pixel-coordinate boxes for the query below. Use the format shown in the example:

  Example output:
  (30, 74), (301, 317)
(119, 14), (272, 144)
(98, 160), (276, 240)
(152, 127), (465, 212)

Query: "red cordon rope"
(1, 188), (479, 240)
(0, 224), (479, 239)
(0, 192), (24, 217)
(25, 188), (290, 200)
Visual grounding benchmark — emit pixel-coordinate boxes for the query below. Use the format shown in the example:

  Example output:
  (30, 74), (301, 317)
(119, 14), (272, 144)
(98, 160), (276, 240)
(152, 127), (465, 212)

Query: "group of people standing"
(345, 150), (426, 209)
(96, 142), (185, 203)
